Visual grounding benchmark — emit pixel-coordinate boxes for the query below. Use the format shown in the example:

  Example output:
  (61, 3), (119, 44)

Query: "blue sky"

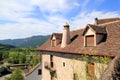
(0, 0), (120, 40)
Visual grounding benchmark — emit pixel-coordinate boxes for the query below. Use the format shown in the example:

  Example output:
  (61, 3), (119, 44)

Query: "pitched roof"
(51, 33), (62, 40)
(97, 18), (120, 25)
(38, 19), (120, 57)
(83, 24), (107, 35)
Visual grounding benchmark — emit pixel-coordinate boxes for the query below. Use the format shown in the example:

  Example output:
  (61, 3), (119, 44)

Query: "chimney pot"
(95, 18), (98, 25)
(63, 22), (69, 27)
(61, 22), (70, 48)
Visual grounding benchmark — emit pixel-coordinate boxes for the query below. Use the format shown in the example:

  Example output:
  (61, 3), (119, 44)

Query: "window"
(50, 55), (53, 62)
(50, 55), (53, 67)
(38, 69), (42, 75)
(86, 35), (94, 47)
(51, 62), (53, 67)
(63, 62), (65, 67)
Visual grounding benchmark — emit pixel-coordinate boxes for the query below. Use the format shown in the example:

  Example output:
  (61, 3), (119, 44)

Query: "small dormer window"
(83, 26), (95, 47)
(51, 33), (62, 47)
(83, 24), (107, 47)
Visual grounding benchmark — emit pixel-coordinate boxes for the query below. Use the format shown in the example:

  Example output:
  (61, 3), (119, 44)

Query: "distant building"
(38, 18), (120, 80)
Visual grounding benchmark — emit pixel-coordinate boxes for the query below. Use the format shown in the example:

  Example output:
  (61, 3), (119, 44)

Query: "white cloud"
(29, 0), (80, 14)
(0, 0), (81, 39)
(0, 22), (59, 39)
(70, 11), (120, 30)
(0, 0), (120, 40)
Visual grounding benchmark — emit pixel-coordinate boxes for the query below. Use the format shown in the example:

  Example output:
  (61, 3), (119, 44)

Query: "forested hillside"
(0, 35), (50, 47)
(0, 44), (16, 50)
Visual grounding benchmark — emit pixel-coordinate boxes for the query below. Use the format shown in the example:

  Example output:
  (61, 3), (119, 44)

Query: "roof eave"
(39, 49), (118, 57)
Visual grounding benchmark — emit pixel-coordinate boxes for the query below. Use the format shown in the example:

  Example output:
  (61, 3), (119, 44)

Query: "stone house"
(38, 18), (120, 80)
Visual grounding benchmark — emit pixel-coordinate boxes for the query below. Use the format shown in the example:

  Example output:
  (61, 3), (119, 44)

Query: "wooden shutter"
(86, 35), (94, 46)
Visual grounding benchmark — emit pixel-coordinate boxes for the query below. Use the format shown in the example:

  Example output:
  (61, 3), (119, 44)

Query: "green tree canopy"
(5, 69), (24, 80)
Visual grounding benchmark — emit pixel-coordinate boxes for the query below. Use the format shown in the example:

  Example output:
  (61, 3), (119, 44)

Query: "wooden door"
(88, 63), (94, 79)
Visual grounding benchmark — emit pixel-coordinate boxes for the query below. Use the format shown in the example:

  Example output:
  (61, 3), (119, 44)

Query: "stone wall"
(42, 52), (108, 80)
(42, 53), (51, 80)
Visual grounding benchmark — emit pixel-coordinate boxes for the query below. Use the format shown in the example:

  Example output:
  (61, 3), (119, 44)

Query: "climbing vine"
(71, 53), (112, 80)
(44, 62), (57, 79)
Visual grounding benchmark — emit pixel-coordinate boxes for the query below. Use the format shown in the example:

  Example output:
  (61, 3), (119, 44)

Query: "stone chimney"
(94, 18), (98, 25)
(61, 22), (70, 48)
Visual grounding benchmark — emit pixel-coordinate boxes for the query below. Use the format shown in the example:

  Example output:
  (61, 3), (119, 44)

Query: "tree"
(5, 69), (24, 80)
(1, 51), (9, 60)
(31, 57), (40, 66)
(18, 52), (26, 64)
(7, 52), (19, 64)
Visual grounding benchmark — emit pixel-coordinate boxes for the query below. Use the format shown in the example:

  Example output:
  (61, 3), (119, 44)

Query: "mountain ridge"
(0, 35), (50, 47)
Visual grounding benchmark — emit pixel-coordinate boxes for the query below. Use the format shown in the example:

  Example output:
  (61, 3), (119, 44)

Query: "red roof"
(38, 18), (120, 57)
(97, 18), (120, 25)
(83, 24), (107, 35)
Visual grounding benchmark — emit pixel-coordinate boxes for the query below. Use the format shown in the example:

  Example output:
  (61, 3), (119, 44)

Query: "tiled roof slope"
(97, 18), (120, 25)
(83, 24), (107, 35)
(51, 33), (62, 40)
(98, 18), (120, 24)
(38, 20), (120, 57)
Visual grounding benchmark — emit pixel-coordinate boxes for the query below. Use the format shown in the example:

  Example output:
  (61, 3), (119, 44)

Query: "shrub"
(5, 69), (24, 80)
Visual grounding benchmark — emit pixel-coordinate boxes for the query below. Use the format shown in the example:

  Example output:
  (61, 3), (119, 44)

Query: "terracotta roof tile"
(97, 18), (120, 25)
(38, 19), (120, 57)
(83, 24), (107, 35)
